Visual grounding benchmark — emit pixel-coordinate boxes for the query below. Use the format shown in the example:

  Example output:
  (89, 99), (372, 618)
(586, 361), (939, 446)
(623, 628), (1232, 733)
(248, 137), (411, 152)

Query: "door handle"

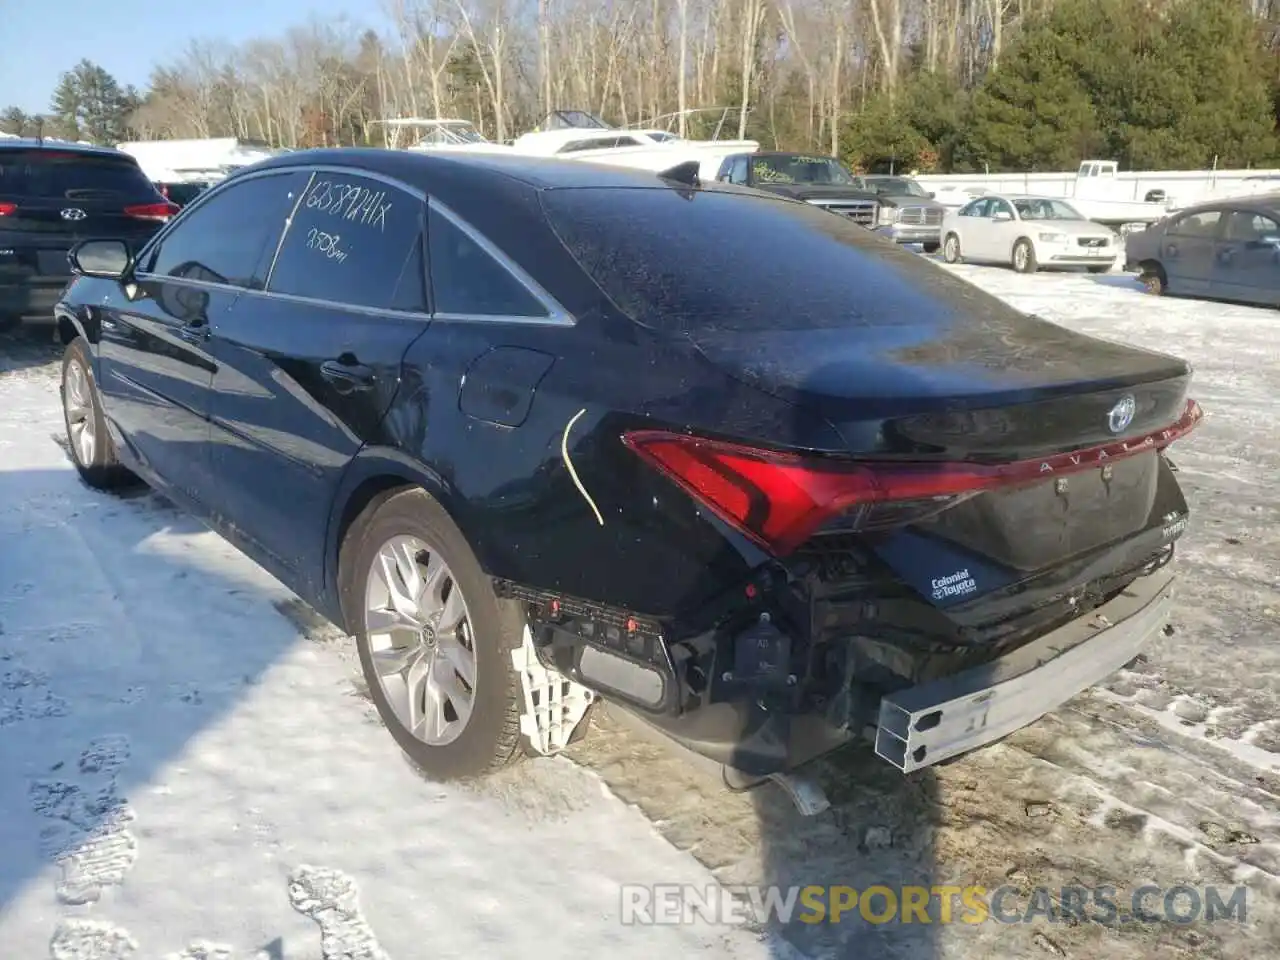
(178, 322), (209, 344)
(320, 359), (376, 394)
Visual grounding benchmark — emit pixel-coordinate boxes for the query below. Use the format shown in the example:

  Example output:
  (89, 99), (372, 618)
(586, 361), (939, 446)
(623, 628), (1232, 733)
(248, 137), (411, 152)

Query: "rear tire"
(942, 233), (962, 264)
(1012, 239), (1038, 273)
(1140, 263), (1167, 295)
(921, 241), (941, 255)
(339, 487), (526, 781)
(60, 338), (136, 490)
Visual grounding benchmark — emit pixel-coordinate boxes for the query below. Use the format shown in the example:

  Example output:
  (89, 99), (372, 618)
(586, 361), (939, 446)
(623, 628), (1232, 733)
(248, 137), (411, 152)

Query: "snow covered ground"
(0, 263), (1277, 960)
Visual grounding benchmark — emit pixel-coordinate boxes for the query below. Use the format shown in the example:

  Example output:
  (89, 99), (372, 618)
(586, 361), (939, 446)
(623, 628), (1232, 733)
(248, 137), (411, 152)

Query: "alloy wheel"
(363, 534), (478, 747)
(63, 359), (97, 467)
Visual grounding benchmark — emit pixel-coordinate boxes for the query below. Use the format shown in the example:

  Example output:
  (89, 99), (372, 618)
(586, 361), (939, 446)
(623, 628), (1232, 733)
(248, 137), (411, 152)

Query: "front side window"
(1223, 210), (1280, 241)
(729, 156), (749, 184)
(144, 171), (306, 288)
(427, 206), (549, 318)
(960, 198), (989, 218)
(990, 199), (1015, 219)
(267, 172), (426, 312)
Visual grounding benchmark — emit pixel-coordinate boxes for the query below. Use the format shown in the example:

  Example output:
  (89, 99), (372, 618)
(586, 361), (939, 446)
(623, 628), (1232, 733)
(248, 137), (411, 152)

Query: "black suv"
(0, 140), (176, 327)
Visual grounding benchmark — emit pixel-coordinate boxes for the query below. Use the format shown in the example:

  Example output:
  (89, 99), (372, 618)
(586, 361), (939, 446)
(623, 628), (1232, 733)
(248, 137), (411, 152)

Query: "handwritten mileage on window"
(305, 228), (348, 263)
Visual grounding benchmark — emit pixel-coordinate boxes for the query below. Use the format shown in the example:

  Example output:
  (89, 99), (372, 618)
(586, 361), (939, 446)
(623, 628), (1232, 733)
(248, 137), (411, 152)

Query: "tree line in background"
(3, 0), (1280, 172)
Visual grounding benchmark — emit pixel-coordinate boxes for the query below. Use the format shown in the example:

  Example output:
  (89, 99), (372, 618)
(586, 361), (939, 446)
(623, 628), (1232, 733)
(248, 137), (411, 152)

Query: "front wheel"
(61, 339), (135, 490)
(1140, 264), (1167, 295)
(942, 233), (962, 264)
(340, 487), (526, 781)
(1012, 239), (1038, 273)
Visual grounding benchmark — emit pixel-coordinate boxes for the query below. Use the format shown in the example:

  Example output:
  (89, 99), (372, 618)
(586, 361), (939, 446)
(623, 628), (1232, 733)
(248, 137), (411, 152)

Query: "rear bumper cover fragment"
(875, 568), (1175, 773)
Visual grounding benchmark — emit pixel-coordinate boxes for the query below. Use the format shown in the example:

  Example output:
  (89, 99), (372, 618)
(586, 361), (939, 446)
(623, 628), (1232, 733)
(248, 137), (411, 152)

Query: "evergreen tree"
(48, 60), (136, 144)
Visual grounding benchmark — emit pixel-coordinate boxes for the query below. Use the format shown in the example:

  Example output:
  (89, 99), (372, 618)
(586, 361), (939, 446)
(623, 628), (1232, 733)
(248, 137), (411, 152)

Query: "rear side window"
(145, 171), (305, 289)
(267, 173), (426, 312)
(0, 149), (158, 200)
(542, 186), (943, 333)
(427, 207), (548, 317)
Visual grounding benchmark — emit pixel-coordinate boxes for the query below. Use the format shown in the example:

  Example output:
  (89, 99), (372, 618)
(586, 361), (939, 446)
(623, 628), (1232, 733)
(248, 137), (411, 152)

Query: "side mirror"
(928, 192), (936, 199)
(69, 239), (133, 281)
(992, 210), (1013, 221)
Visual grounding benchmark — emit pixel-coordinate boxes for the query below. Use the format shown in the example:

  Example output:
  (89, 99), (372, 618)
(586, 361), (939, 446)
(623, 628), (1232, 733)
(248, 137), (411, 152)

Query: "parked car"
(713, 151), (881, 227)
(54, 149), (1202, 798)
(1125, 196), (1280, 307)
(941, 194), (1119, 273)
(0, 139), (177, 328)
(854, 175), (948, 252)
(156, 180), (214, 207)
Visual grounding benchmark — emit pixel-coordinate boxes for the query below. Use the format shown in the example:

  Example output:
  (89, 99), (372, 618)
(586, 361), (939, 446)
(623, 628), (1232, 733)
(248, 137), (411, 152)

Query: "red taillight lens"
(624, 398), (1203, 556)
(124, 201), (180, 222)
(0, 202), (16, 216)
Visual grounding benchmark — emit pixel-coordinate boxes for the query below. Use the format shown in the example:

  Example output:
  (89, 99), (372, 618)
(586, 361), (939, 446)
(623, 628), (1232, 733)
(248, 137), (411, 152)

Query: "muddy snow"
(0, 263), (1276, 960)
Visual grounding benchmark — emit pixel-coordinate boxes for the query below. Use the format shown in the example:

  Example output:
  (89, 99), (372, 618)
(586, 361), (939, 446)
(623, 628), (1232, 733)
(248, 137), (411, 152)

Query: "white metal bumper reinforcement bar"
(875, 567), (1176, 773)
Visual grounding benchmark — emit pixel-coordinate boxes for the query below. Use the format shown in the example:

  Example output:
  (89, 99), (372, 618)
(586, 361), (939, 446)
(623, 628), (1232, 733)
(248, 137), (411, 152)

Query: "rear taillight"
(0, 203), (15, 217)
(124, 201), (180, 222)
(624, 399), (1203, 556)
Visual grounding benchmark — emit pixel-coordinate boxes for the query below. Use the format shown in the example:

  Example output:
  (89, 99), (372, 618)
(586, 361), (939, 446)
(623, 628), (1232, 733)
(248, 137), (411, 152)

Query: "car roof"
(0, 139), (139, 162)
(1173, 193), (1280, 215)
(246, 147), (705, 192)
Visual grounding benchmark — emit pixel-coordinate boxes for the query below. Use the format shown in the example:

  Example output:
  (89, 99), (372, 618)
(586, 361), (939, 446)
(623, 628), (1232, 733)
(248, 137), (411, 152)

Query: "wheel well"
(1139, 259), (1166, 280)
(329, 474), (417, 628)
(334, 475), (416, 562)
(56, 315), (78, 345)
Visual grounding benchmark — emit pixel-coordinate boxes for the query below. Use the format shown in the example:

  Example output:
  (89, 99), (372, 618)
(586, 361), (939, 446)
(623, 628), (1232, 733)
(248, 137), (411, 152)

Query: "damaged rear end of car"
(521, 182), (1202, 785)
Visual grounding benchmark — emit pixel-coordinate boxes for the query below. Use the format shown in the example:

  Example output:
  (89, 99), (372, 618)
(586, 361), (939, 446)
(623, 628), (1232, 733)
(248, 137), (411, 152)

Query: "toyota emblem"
(1107, 394), (1136, 434)
(60, 208), (87, 221)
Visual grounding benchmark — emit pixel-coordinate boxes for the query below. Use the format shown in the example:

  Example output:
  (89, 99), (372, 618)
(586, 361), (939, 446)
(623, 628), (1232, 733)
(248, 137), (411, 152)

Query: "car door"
(958, 198), (996, 259)
(204, 167), (431, 593)
(984, 197), (1020, 261)
(1214, 210), (1280, 306)
(1160, 209), (1222, 296)
(95, 172), (300, 509)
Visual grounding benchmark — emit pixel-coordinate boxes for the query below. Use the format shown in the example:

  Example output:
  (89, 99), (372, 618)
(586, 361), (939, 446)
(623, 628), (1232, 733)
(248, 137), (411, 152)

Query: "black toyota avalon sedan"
(53, 148), (1201, 795)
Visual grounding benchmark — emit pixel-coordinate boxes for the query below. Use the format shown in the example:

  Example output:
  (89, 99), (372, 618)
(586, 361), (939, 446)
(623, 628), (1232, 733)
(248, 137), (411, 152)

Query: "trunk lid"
(538, 184), (1197, 614)
(685, 306), (1193, 612)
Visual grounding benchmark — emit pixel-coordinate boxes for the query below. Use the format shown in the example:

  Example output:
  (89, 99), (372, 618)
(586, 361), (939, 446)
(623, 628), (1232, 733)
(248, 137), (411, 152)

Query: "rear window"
(0, 149), (158, 200)
(541, 186), (931, 332)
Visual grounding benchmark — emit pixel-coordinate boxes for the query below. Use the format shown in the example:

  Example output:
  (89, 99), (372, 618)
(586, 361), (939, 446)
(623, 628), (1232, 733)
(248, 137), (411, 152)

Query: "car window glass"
(729, 157), (749, 184)
(267, 173), (426, 312)
(427, 207), (548, 318)
(1170, 210), (1221, 238)
(0, 149), (157, 200)
(145, 172), (304, 288)
(991, 199), (1013, 218)
(1223, 211), (1280, 241)
(960, 199), (984, 217)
